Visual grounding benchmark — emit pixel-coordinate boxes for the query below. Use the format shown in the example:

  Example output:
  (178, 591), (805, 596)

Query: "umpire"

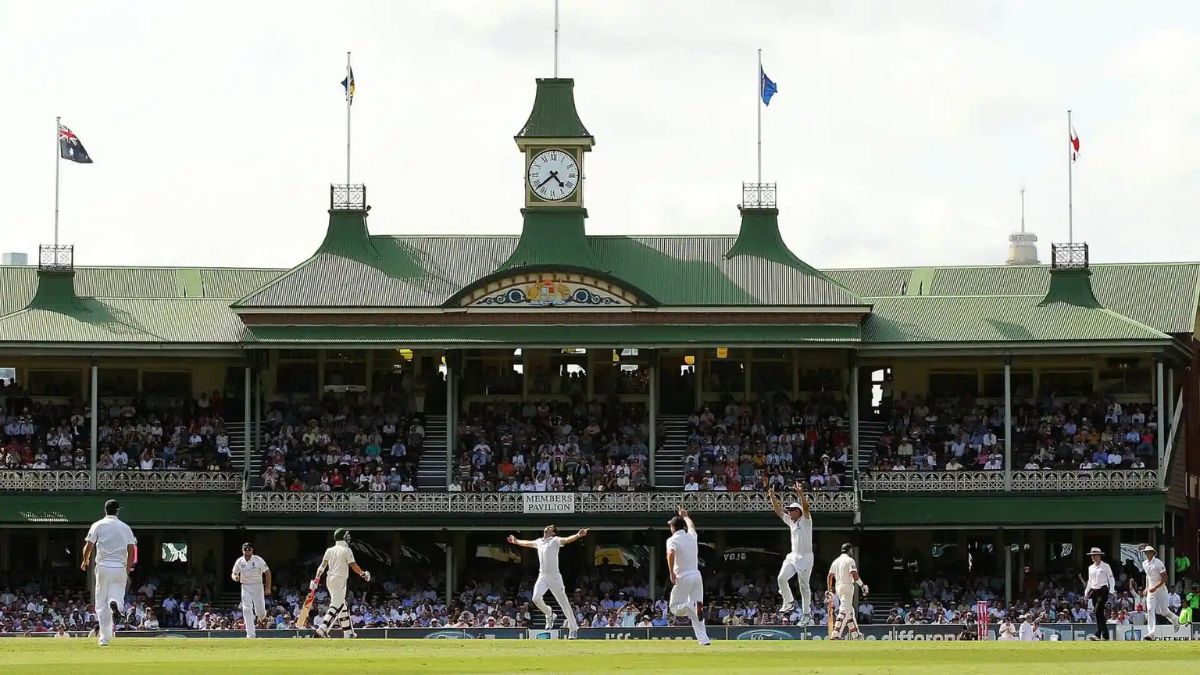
(1083, 547), (1116, 641)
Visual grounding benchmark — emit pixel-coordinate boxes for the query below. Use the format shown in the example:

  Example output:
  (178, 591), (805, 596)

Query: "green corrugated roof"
(828, 263), (1200, 334)
(862, 295), (1169, 345)
(0, 298), (248, 344)
(245, 324), (860, 346)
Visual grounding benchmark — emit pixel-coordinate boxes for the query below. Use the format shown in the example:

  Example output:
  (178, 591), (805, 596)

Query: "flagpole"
(54, 115), (61, 248)
(346, 51), (352, 186)
(757, 49), (762, 204)
(1067, 109), (1073, 244)
(554, 0), (559, 78)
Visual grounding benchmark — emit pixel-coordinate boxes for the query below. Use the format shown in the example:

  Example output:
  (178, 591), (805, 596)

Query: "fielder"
(506, 525), (588, 638)
(826, 542), (867, 640)
(80, 499), (137, 647)
(311, 529), (371, 638)
(666, 505), (711, 646)
(768, 482), (813, 624)
(231, 542), (272, 638)
(1136, 544), (1181, 640)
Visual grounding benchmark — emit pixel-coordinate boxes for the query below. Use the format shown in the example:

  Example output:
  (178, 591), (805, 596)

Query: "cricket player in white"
(312, 529), (371, 638)
(80, 499), (137, 647)
(768, 482), (813, 624)
(666, 506), (711, 646)
(231, 542), (272, 638)
(826, 543), (867, 640)
(1135, 544), (1181, 640)
(507, 525), (588, 638)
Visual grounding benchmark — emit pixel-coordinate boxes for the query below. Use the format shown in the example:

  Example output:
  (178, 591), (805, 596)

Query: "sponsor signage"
(522, 493), (575, 514)
(3, 624), (1194, 641)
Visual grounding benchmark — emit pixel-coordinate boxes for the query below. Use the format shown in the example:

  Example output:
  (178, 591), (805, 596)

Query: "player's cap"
(1141, 545), (1156, 553)
(785, 502), (803, 510)
(840, 542), (853, 554)
(241, 542), (253, 550)
(1087, 547), (1103, 556)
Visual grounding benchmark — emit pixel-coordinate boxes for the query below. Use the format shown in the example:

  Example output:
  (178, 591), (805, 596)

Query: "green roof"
(515, 78), (592, 140)
(246, 324), (860, 347)
(828, 262), (1200, 334)
(862, 295), (1169, 345)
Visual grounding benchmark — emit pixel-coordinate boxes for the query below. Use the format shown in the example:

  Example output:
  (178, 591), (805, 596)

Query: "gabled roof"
(234, 234), (868, 309)
(828, 262), (1200, 334)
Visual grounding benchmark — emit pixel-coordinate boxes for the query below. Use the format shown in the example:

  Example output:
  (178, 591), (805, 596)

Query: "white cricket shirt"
(781, 513), (813, 556)
(536, 537), (563, 577)
(85, 515), (137, 569)
(1142, 556), (1167, 588)
(667, 529), (700, 579)
(232, 555), (270, 586)
(828, 553), (858, 587)
(1085, 561), (1115, 593)
(322, 541), (356, 582)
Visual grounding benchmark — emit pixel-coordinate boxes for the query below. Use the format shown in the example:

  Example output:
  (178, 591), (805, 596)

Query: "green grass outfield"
(1, 638), (1198, 674)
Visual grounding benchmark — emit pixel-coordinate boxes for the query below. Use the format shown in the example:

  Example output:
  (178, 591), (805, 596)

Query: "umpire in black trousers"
(1084, 547), (1116, 640)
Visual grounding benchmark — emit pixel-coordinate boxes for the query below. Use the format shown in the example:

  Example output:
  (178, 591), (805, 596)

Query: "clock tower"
(501, 78), (603, 271)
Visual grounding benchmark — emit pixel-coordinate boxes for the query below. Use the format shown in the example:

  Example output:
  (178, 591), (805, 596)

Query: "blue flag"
(760, 67), (777, 106)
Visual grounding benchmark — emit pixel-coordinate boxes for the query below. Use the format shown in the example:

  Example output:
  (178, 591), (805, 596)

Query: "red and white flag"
(1070, 127), (1080, 162)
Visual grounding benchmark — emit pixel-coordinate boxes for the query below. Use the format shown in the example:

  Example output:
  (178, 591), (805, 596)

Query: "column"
(254, 369), (262, 459)
(1156, 359), (1165, 470)
(585, 350), (595, 400)
(444, 543), (454, 606)
(849, 361), (859, 479)
(648, 361), (657, 488)
(90, 364), (98, 490)
(694, 351), (704, 410)
(791, 349), (800, 401)
(648, 544), (657, 603)
(1168, 367), (1175, 426)
(1004, 357), (1012, 492)
(744, 349), (753, 402)
(445, 353), (456, 486)
(244, 366), (252, 479)
(521, 349), (530, 401)
(1003, 532), (1013, 606)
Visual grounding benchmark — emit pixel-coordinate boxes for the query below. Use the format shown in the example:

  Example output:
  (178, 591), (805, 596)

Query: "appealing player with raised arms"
(507, 525), (588, 638)
(769, 481), (813, 624)
(666, 505), (711, 646)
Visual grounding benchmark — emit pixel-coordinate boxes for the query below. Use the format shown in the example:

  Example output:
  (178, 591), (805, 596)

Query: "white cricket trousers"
(241, 584), (266, 637)
(835, 583), (857, 625)
(94, 565), (128, 645)
(327, 577), (348, 612)
(669, 571), (710, 644)
(1145, 587), (1180, 638)
(532, 574), (579, 631)
(777, 552), (814, 614)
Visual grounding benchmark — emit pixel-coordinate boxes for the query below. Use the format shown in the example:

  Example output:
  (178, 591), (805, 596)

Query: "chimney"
(1006, 187), (1039, 265)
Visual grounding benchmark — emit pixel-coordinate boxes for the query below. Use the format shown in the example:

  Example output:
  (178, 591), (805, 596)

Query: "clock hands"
(535, 171), (566, 190)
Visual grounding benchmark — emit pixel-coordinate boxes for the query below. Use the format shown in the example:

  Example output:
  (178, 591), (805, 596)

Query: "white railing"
(860, 470), (1160, 492)
(0, 471), (92, 491)
(0, 470), (243, 492)
(242, 490), (857, 514)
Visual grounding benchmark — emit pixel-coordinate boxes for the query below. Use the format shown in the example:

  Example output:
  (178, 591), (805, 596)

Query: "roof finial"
(1019, 185), (1026, 234)
(553, 0), (559, 78)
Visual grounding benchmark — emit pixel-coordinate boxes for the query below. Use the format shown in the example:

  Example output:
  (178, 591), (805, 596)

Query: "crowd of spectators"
(258, 395), (426, 492)
(871, 394), (1159, 473)
(1, 389), (232, 472)
(681, 395), (851, 492)
(451, 398), (651, 493)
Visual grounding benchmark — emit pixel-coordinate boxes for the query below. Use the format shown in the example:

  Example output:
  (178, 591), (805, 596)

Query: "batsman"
(826, 542), (867, 640)
(310, 529), (371, 638)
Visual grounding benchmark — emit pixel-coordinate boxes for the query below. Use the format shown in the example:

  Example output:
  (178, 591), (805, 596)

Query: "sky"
(2, 0), (1199, 271)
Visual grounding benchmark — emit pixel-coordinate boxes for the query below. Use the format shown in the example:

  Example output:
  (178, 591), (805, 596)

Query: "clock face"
(527, 149), (579, 201)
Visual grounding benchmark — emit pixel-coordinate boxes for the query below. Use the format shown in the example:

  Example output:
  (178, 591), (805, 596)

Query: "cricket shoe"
(779, 601), (796, 613)
(567, 628), (578, 640)
(1086, 635), (1099, 641)
(109, 600), (124, 622)
(314, 627), (328, 638)
(343, 630), (357, 639)
(544, 613), (556, 630)
(699, 639), (712, 646)
(798, 615), (811, 627)
(1143, 635), (1156, 641)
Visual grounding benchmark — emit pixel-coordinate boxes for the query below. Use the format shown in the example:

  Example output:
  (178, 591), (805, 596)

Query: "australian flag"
(58, 123), (93, 164)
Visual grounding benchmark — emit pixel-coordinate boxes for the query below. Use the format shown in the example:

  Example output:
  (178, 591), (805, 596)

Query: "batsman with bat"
(826, 542), (867, 640)
(307, 529), (371, 638)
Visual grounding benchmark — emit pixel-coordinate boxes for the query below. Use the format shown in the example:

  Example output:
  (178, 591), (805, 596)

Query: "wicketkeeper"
(312, 529), (370, 638)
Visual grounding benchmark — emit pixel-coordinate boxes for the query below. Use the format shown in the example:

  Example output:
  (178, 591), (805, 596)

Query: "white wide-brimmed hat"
(786, 502), (803, 510)
(1142, 545), (1157, 553)
(1087, 547), (1104, 556)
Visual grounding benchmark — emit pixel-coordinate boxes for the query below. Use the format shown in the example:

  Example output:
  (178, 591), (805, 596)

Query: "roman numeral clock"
(524, 147), (584, 207)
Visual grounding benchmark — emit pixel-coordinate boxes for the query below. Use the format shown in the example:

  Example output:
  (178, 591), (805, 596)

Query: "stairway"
(654, 416), (690, 489)
(857, 420), (887, 474)
(416, 415), (448, 489)
(225, 421), (260, 486)
(867, 592), (901, 623)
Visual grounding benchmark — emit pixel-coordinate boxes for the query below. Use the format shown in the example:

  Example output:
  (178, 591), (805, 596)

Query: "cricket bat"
(296, 575), (321, 627)
(826, 592), (834, 634)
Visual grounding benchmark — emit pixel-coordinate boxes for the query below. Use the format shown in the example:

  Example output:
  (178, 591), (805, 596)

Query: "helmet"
(334, 528), (352, 543)
(841, 542), (854, 554)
